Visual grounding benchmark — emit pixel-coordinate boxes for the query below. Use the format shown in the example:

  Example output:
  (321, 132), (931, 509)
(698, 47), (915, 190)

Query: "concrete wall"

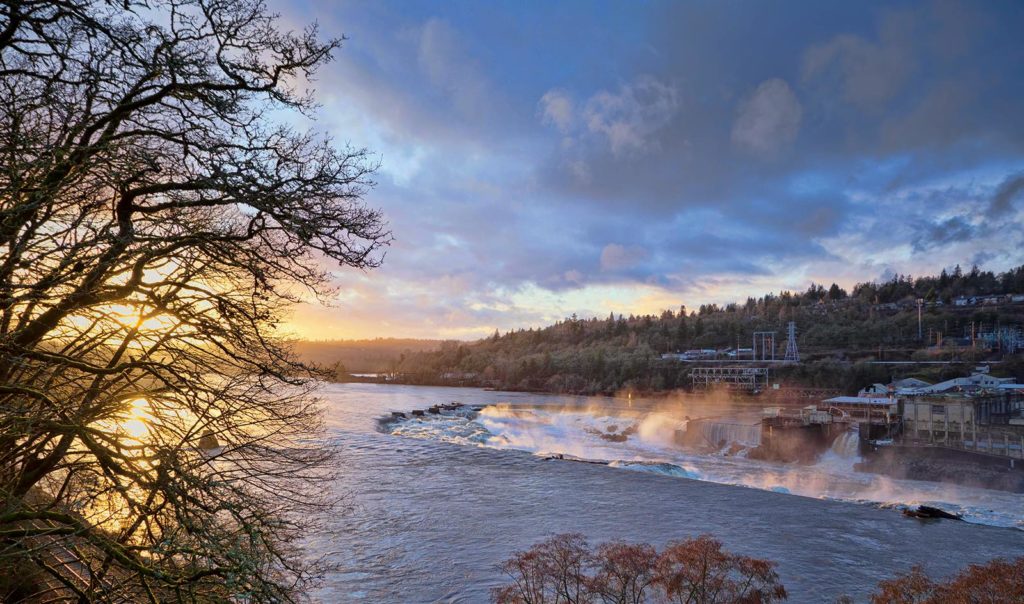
(903, 399), (975, 439)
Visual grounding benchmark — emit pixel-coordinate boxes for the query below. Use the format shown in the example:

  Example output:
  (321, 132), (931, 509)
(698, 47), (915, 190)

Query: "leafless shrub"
(493, 533), (591, 604)
(492, 534), (785, 604)
(588, 540), (658, 604)
(871, 557), (1024, 604)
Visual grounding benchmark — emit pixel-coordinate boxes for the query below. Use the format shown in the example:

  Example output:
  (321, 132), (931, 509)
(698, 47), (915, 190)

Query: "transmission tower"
(783, 321), (800, 363)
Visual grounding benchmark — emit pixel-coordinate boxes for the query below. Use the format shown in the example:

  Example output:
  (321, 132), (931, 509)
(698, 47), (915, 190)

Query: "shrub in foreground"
(492, 533), (786, 604)
(871, 557), (1024, 604)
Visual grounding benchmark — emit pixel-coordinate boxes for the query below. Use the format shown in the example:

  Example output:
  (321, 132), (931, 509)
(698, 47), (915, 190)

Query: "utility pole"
(916, 298), (924, 340)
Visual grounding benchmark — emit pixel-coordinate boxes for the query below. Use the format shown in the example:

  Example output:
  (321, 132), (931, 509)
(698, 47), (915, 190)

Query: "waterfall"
(829, 430), (860, 459)
(815, 429), (862, 473)
(698, 420), (762, 448)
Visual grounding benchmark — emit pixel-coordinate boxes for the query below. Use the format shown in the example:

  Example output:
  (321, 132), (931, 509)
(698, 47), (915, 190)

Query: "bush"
(497, 536), (1024, 603)
(493, 533), (591, 604)
(492, 534), (786, 604)
(871, 557), (1024, 603)
(657, 535), (787, 604)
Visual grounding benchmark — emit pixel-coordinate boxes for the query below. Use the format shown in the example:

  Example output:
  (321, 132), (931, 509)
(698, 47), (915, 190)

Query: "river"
(310, 383), (1024, 603)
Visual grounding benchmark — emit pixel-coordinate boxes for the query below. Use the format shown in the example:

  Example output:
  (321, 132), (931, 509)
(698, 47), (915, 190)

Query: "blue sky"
(273, 0), (1024, 340)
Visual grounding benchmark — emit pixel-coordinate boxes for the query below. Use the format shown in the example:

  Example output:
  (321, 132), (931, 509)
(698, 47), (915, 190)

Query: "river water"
(311, 383), (1024, 603)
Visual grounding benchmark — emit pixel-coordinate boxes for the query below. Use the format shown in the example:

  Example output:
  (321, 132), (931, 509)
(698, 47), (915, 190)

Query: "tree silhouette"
(0, 1), (388, 600)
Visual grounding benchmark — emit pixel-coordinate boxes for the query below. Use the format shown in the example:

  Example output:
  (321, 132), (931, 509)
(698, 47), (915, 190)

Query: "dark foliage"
(0, 0), (387, 601)
(387, 265), (1024, 394)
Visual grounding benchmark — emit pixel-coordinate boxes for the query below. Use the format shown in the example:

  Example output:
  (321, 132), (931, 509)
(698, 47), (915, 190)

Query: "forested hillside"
(292, 338), (443, 373)
(343, 264), (1024, 395)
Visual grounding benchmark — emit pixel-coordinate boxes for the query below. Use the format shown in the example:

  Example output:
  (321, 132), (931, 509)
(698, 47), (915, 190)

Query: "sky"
(272, 0), (1024, 341)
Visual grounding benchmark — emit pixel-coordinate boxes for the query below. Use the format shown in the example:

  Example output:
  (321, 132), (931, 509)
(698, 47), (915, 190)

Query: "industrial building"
(857, 367), (1024, 397)
(846, 367), (1024, 459)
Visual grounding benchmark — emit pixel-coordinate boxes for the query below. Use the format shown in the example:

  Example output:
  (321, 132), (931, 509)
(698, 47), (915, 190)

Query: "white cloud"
(539, 89), (575, 133)
(731, 78), (802, 156)
(582, 75), (678, 156)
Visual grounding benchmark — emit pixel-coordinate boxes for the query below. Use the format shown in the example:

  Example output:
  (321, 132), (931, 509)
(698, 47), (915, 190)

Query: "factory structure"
(732, 365), (1024, 495)
(844, 366), (1024, 460)
(658, 322), (802, 391)
(658, 318), (1024, 473)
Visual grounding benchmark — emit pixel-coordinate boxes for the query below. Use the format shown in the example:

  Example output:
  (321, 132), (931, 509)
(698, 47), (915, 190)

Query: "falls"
(829, 431), (860, 459)
(383, 400), (1024, 529)
(692, 419), (762, 449)
(814, 429), (861, 474)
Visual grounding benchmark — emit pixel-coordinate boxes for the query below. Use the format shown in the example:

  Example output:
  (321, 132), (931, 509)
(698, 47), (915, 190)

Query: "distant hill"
(291, 338), (446, 373)
(387, 263), (1024, 395)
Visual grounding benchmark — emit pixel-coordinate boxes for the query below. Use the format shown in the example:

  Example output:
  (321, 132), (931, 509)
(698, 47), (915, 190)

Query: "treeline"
(358, 264), (1024, 395)
(291, 338), (442, 373)
(853, 263), (1024, 304)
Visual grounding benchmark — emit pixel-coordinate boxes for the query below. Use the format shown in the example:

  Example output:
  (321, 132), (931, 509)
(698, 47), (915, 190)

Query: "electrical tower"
(783, 321), (800, 363)
(916, 298), (924, 340)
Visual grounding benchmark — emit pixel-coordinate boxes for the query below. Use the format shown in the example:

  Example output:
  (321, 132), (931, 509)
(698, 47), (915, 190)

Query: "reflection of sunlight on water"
(389, 403), (1024, 530)
(82, 395), (215, 534)
(121, 398), (153, 440)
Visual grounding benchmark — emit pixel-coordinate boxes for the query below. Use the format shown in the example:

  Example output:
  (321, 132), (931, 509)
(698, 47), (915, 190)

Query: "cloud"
(267, 1), (1024, 339)
(731, 78), (802, 155)
(539, 89), (575, 133)
(581, 75), (679, 156)
(911, 215), (978, 252)
(563, 269), (584, 285)
(989, 172), (1024, 216)
(416, 18), (489, 119)
(801, 13), (915, 109)
(600, 244), (648, 272)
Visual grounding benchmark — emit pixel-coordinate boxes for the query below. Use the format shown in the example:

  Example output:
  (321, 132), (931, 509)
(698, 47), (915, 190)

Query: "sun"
(121, 398), (153, 440)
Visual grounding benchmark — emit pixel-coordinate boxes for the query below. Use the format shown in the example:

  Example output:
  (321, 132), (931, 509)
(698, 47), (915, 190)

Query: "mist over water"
(313, 383), (1024, 603)
(389, 398), (1024, 529)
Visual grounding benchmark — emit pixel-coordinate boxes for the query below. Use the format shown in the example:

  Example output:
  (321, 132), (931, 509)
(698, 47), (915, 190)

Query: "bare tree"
(871, 557), (1024, 604)
(588, 541), (657, 604)
(0, 0), (388, 601)
(492, 534), (785, 604)
(656, 535), (787, 604)
(493, 533), (591, 604)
